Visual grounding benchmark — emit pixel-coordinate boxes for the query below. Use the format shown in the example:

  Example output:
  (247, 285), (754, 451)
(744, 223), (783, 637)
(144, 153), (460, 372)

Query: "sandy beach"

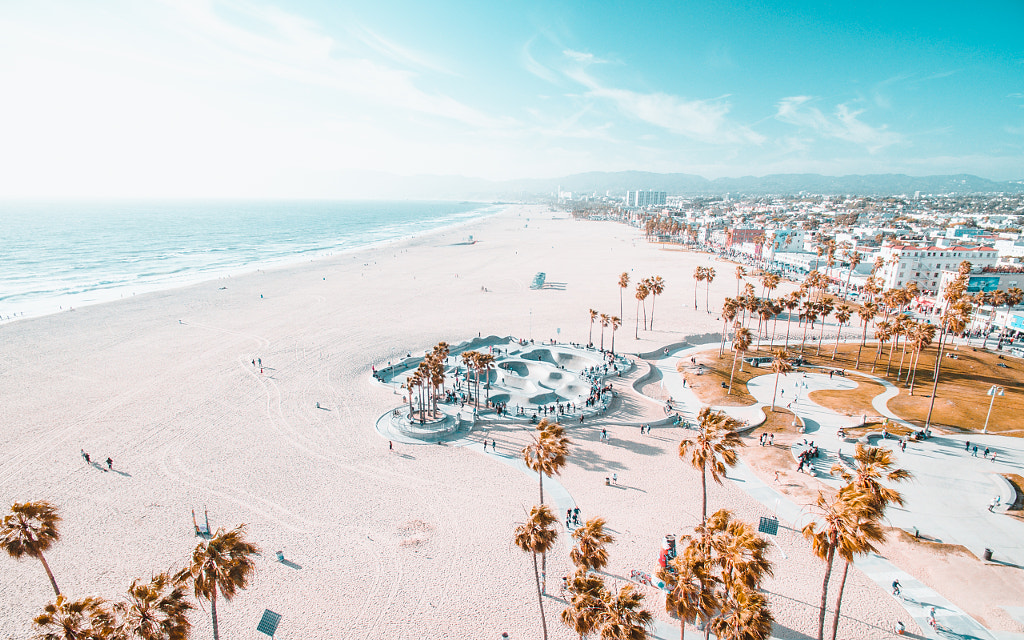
(1, 205), (916, 639)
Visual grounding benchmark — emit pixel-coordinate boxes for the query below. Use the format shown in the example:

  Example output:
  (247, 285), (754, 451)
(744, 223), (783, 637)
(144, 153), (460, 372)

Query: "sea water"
(0, 200), (496, 322)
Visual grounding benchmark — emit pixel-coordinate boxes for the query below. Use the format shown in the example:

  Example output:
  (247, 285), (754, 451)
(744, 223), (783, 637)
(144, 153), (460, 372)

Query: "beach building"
(625, 190), (667, 208)
(876, 243), (999, 295)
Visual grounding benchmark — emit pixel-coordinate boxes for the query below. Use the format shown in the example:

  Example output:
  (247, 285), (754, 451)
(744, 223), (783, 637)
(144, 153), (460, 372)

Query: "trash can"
(605, 477), (610, 486)
(983, 548), (993, 561)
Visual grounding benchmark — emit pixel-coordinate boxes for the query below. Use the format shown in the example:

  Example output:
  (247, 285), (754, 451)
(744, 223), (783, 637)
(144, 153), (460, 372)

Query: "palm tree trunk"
(832, 323), (842, 359)
(705, 283), (711, 313)
(620, 290), (624, 322)
(701, 467), (708, 523)
(908, 348), (921, 395)
(771, 372), (781, 411)
(694, 281), (699, 310)
(532, 552), (549, 640)
(643, 300), (648, 330)
(720, 319), (728, 357)
(211, 584), (220, 640)
(871, 342), (883, 372)
(829, 561), (851, 640)
(651, 295), (657, 329)
(886, 337), (897, 376)
(855, 324), (867, 368)
(801, 321), (810, 353)
(816, 320), (827, 355)
(785, 314), (794, 348)
(728, 351), (739, 395)
(589, 321), (594, 346)
(897, 340), (909, 380)
(924, 327), (949, 433)
(38, 553), (60, 596)
(817, 547), (835, 640)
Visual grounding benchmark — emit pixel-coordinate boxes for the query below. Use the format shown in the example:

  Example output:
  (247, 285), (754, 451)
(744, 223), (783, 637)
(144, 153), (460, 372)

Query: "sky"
(0, 0), (1022, 197)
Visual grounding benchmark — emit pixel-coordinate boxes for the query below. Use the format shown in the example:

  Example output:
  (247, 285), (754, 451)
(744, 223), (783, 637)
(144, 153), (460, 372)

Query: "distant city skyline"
(1, 0), (1022, 197)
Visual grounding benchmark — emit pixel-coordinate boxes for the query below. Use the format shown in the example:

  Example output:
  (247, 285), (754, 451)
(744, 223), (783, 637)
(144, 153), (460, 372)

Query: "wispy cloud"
(522, 36), (558, 83)
(164, 0), (507, 128)
(776, 96), (902, 152)
(566, 69), (764, 144)
(348, 24), (455, 75)
(562, 49), (610, 65)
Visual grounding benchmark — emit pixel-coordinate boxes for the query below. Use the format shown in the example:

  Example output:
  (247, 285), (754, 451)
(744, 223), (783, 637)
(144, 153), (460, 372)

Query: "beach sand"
(1, 205), (914, 638)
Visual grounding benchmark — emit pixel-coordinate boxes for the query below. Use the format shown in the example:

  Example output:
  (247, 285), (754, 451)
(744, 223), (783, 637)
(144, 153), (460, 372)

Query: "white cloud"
(776, 96), (902, 152)
(522, 37), (558, 83)
(566, 69), (764, 144)
(562, 49), (610, 65)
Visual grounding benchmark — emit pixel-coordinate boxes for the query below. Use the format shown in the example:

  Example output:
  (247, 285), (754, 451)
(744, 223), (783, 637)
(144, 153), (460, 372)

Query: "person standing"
(106, 457), (113, 471)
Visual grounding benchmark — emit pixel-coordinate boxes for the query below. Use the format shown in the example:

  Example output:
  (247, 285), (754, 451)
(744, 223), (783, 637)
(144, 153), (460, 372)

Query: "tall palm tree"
(694, 267), (705, 310)
(831, 443), (912, 513)
(635, 282), (650, 337)
(599, 584), (654, 640)
(842, 250), (861, 301)
(175, 525), (260, 640)
(461, 350), (481, 408)
(907, 322), (936, 396)
(589, 309), (599, 347)
(870, 320), (891, 373)
(735, 266), (746, 298)
(618, 273), (630, 321)
(782, 293), (801, 348)
(824, 494), (885, 640)
(719, 299), (739, 357)
(599, 313), (610, 351)
(570, 517), (615, 573)
(761, 272), (780, 301)
(514, 504), (559, 640)
(679, 407), (745, 523)
(769, 349), (792, 411)
(854, 302), (878, 368)
(831, 304), (852, 360)
(704, 267), (717, 313)
(802, 489), (873, 640)
(562, 571), (608, 639)
(2, 500), (62, 596)
(647, 276), (665, 329)
(815, 296), (835, 355)
(522, 419), (570, 505)
(708, 585), (773, 640)
(798, 301), (818, 354)
(925, 268), (973, 433)
(727, 326), (752, 394)
(610, 316), (621, 355)
(997, 286), (1023, 348)
(113, 572), (192, 640)
(33, 595), (112, 640)
(658, 551), (716, 640)
(477, 352), (496, 406)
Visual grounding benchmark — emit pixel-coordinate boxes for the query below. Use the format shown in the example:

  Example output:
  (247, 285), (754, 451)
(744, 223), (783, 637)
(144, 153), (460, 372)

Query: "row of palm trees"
(3, 501), (259, 640)
(693, 267), (716, 313)
(588, 310), (622, 353)
(403, 341), (451, 418)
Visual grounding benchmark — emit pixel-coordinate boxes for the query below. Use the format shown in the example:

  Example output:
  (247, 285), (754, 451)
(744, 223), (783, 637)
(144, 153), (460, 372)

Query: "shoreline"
(0, 201), (505, 326)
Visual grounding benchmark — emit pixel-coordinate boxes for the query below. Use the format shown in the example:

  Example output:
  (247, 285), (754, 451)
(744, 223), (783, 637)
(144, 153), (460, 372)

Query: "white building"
(625, 190), (667, 208)
(876, 244), (999, 295)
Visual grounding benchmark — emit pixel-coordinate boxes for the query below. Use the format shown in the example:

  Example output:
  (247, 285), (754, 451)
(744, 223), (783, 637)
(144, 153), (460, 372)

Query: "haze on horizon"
(1, 0), (1022, 198)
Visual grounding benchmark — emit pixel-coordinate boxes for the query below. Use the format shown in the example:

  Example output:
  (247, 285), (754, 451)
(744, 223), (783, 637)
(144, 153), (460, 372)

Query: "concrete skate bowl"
(520, 348), (600, 370)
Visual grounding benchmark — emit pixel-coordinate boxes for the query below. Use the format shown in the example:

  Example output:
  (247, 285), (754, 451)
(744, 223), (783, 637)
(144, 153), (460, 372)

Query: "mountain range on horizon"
(334, 170), (1024, 201)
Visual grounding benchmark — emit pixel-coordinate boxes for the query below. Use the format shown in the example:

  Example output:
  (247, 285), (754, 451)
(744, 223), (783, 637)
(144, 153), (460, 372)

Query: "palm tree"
(599, 313), (610, 351)
(727, 327), (752, 394)
(870, 320), (891, 373)
(831, 304), (852, 360)
(842, 250), (861, 301)
(761, 272), (780, 301)
(907, 322), (936, 395)
(113, 573), (192, 640)
(647, 276), (665, 329)
(719, 299), (739, 357)
(925, 268), (973, 433)
(610, 316), (621, 355)
(33, 595), (112, 640)
(824, 493), (885, 640)
(854, 302), (878, 368)
(782, 293), (801, 348)
(175, 524), (260, 640)
(815, 296), (835, 355)
(708, 585), (773, 640)
(704, 267), (717, 313)
(658, 549), (716, 640)
(522, 418), (570, 505)
(735, 266), (746, 298)
(514, 504), (559, 640)
(769, 349), (792, 411)
(618, 273), (630, 321)
(679, 407), (745, 523)
(2, 500), (62, 596)
(831, 443), (912, 513)
(461, 350), (481, 408)
(589, 309), (599, 347)
(802, 489), (873, 640)
(694, 267), (705, 310)
(997, 286), (1023, 348)
(562, 571), (608, 639)
(635, 282), (650, 337)
(477, 352), (496, 406)
(570, 517), (615, 573)
(799, 301), (818, 354)
(599, 584), (654, 640)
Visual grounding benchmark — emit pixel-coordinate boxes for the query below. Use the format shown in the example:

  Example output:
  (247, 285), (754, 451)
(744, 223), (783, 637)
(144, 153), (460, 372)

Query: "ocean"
(0, 200), (497, 322)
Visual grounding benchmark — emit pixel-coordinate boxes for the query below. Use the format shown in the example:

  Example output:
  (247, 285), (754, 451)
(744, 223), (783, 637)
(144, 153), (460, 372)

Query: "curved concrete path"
(657, 343), (1024, 640)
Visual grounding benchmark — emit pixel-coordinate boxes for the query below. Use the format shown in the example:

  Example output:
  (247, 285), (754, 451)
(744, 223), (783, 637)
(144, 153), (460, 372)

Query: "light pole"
(984, 385), (1004, 434)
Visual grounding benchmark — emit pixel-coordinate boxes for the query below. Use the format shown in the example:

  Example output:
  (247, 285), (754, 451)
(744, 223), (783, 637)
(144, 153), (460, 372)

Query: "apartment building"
(877, 244), (999, 294)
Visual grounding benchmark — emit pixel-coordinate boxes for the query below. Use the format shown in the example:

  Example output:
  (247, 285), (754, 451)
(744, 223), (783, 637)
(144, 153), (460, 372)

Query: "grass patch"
(679, 346), (772, 407)
(807, 374), (888, 418)
(842, 422), (917, 439)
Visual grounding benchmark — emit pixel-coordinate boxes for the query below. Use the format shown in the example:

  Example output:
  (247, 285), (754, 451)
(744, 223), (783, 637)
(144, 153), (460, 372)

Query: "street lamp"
(984, 385), (1004, 434)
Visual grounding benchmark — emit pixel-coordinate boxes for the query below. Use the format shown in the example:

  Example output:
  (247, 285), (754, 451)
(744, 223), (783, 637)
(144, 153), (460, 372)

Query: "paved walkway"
(662, 342), (1024, 640)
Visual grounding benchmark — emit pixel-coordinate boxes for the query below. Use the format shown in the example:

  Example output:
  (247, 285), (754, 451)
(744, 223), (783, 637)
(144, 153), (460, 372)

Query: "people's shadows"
(568, 448), (625, 473)
(607, 483), (646, 493)
(112, 469), (132, 477)
(609, 438), (664, 457)
(799, 418), (820, 434)
(279, 558), (302, 570)
(393, 453), (416, 460)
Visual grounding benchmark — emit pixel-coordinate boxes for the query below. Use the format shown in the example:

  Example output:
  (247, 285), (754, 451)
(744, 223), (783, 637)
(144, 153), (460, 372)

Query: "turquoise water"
(0, 200), (495, 321)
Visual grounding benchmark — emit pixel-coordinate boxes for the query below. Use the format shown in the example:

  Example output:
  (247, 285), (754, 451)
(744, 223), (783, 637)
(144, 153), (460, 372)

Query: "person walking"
(891, 579), (901, 597)
(106, 457), (113, 471)
(612, 473), (617, 484)
(965, 440), (971, 452)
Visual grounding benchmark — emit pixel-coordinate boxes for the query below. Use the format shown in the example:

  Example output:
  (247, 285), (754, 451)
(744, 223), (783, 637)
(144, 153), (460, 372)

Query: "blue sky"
(0, 0), (1021, 196)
